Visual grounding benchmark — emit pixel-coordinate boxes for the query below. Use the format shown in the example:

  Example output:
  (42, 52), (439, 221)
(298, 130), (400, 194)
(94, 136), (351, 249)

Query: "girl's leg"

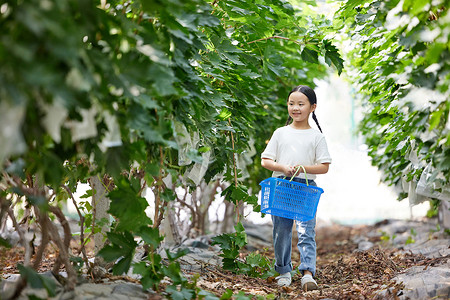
(272, 215), (294, 275)
(296, 217), (317, 276)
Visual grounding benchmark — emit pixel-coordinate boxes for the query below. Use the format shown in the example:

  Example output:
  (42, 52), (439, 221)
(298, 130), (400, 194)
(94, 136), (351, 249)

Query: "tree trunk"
(90, 176), (111, 255)
(438, 200), (450, 228)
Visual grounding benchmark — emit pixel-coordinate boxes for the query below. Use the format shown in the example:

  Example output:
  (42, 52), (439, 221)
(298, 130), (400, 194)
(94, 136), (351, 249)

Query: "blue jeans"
(272, 177), (317, 276)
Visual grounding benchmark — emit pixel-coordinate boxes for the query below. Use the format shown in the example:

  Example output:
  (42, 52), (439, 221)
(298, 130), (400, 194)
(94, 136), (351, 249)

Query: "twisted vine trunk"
(9, 205), (78, 299)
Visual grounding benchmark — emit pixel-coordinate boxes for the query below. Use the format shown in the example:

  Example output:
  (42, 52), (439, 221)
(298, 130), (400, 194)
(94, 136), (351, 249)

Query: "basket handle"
(284, 165), (309, 186)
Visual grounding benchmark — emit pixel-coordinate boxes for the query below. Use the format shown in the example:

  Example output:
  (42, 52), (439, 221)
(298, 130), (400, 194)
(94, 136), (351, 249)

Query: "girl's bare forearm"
(261, 158), (286, 173)
(294, 163), (329, 174)
(261, 159), (329, 176)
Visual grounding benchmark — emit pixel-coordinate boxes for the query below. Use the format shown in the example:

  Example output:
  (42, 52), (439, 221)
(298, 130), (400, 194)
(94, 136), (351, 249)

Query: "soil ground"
(192, 223), (435, 299)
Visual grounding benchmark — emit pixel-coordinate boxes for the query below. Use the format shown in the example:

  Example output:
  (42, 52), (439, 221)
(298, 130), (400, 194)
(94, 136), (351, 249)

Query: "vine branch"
(228, 118), (240, 223)
(7, 207), (32, 266)
(153, 146), (165, 229)
(62, 184), (88, 264)
(247, 35), (301, 45)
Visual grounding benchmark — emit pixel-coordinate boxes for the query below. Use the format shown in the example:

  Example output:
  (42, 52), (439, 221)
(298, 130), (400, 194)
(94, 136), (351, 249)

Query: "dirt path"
(1, 221), (447, 299)
(192, 222), (446, 299)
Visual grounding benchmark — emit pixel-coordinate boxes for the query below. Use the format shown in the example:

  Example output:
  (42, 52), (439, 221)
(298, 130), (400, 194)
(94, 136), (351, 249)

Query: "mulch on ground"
(194, 223), (437, 299)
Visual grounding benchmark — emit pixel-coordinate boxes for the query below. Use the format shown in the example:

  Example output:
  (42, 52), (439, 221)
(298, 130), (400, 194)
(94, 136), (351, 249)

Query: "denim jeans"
(272, 177), (317, 276)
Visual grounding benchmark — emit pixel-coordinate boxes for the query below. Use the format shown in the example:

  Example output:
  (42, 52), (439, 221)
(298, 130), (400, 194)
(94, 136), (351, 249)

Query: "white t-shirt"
(261, 126), (332, 180)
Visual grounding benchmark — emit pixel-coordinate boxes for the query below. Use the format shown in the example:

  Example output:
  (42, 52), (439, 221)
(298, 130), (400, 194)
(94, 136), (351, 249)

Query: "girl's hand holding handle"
(282, 165), (295, 177)
(293, 165), (304, 173)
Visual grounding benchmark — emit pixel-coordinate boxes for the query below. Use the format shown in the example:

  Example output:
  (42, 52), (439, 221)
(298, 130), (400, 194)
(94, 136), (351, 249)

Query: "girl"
(261, 85), (331, 290)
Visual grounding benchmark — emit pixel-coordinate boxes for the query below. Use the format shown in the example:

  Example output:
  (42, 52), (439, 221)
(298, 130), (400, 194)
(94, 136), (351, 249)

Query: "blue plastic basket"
(259, 167), (324, 221)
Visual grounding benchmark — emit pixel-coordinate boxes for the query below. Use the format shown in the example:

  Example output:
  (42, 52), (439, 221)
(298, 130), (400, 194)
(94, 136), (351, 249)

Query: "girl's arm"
(261, 158), (296, 177)
(294, 163), (330, 175)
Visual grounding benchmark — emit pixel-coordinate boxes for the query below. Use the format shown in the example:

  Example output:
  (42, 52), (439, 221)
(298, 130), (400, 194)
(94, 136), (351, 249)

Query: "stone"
(190, 240), (210, 249)
(41, 271), (64, 288)
(367, 219), (450, 299)
(0, 272), (65, 300)
(352, 235), (368, 244)
(91, 265), (108, 279)
(133, 246), (147, 262)
(0, 281), (18, 300)
(392, 233), (409, 246)
(21, 288), (49, 300)
(435, 285), (450, 299)
(244, 244), (258, 252)
(357, 241), (374, 251)
(385, 220), (409, 234)
(374, 287), (397, 299)
(112, 283), (147, 298)
(111, 294), (143, 300)
(243, 222), (273, 245)
(0, 230), (20, 247)
(59, 290), (76, 300)
(1, 274), (20, 281)
(404, 239), (450, 258)
(395, 265), (450, 300)
(367, 230), (382, 238)
(161, 245), (222, 272)
(75, 282), (114, 296)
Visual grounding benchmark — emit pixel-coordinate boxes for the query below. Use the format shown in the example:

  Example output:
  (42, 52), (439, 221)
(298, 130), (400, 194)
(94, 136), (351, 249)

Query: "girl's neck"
(289, 121), (311, 130)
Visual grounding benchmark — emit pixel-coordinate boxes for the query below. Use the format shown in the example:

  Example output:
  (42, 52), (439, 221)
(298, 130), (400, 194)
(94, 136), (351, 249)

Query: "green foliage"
(221, 184), (259, 210)
(70, 256), (85, 274)
(220, 289), (260, 300)
(163, 273), (221, 300)
(405, 228), (417, 245)
(99, 179), (216, 297)
(73, 186), (110, 241)
(336, 0), (450, 195)
(426, 199), (440, 217)
(0, 236), (12, 248)
(17, 264), (57, 298)
(220, 290), (234, 300)
(98, 222), (191, 293)
(98, 231), (138, 275)
(212, 222), (248, 271)
(1, 0), (342, 296)
(108, 176), (152, 231)
(405, 236), (415, 245)
(380, 231), (397, 245)
(212, 222), (275, 279)
(165, 286), (195, 300)
(239, 251), (277, 279)
(1, 0), (340, 195)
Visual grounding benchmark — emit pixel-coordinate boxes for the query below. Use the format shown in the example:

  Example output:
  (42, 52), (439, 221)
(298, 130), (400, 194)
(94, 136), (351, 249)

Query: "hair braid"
(285, 116), (292, 126)
(312, 112), (323, 133)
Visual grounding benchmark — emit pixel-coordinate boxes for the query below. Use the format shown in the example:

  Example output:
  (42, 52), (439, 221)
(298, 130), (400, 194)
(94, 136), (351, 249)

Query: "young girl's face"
(287, 91), (316, 124)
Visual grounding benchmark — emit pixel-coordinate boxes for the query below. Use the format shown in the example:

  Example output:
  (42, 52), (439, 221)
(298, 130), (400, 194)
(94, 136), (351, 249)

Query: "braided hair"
(285, 85), (323, 133)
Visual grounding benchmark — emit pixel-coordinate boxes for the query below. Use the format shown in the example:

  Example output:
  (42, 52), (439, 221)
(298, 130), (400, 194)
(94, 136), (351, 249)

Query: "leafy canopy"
(336, 0), (450, 195)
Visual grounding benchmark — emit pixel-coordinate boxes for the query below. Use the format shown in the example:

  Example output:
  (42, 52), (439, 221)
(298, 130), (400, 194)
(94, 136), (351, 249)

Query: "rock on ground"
(372, 218), (450, 300)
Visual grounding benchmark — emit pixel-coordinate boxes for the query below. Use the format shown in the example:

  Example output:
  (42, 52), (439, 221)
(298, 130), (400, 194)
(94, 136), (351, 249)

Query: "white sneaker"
(301, 274), (318, 291)
(275, 272), (292, 287)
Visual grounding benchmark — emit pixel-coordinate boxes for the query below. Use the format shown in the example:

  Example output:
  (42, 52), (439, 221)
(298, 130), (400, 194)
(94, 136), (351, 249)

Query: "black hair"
(285, 85), (323, 133)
